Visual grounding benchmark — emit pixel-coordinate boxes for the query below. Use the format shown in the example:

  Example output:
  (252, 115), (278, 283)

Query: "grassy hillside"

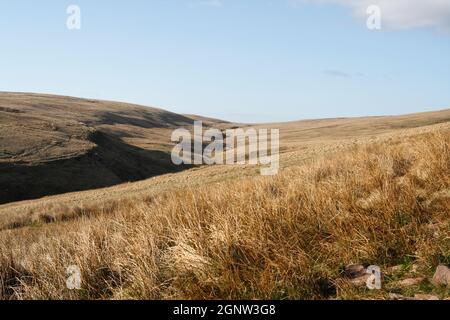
(0, 92), (230, 204)
(1, 93), (448, 220)
(0, 117), (448, 299)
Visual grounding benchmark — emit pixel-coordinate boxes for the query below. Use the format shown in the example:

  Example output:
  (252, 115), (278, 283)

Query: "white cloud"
(292, 0), (450, 31)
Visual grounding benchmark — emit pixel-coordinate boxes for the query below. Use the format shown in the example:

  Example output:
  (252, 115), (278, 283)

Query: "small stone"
(395, 277), (424, 287)
(389, 293), (406, 300)
(432, 265), (450, 288)
(349, 274), (370, 287)
(414, 294), (440, 301)
(389, 293), (417, 300)
(345, 264), (366, 279)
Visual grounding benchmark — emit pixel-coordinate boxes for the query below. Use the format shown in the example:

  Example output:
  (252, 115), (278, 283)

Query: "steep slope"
(0, 92), (230, 204)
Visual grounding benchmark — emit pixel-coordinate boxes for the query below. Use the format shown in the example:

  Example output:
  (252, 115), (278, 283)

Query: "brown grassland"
(0, 109), (449, 299)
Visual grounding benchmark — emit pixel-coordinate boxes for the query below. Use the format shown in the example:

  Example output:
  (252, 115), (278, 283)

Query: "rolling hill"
(0, 92), (230, 204)
(0, 93), (449, 300)
(2, 92), (449, 207)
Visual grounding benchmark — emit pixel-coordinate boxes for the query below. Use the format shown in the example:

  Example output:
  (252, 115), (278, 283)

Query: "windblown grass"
(0, 129), (449, 300)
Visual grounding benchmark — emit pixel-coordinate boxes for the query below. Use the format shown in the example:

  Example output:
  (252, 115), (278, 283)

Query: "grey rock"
(349, 274), (371, 287)
(345, 264), (366, 279)
(432, 265), (450, 288)
(389, 293), (407, 300)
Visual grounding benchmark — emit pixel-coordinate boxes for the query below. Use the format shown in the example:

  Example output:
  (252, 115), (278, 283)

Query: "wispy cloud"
(291, 0), (450, 31)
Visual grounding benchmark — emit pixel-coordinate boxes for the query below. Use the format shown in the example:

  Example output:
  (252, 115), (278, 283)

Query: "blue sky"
(1, 0), (449, 123)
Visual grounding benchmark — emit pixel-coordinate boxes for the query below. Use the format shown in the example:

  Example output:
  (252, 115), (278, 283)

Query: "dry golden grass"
(2, 112), (448, 230)
(0, 125), (448, 300)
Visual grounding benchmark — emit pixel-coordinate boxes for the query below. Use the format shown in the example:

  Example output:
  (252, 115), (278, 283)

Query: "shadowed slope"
(0, 92), (230, 204)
